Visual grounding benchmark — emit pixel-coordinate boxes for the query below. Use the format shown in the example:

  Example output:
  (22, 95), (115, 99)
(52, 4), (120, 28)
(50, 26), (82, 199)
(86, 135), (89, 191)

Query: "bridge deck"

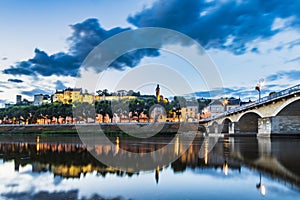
(200, 84), (300, 123)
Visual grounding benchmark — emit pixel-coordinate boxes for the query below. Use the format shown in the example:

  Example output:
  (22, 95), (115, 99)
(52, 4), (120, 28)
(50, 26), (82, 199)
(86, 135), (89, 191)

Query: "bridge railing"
(200, 84), (300, 122)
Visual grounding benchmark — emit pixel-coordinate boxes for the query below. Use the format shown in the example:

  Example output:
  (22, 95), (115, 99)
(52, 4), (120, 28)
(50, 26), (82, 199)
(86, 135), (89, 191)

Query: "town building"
(33, 94), (51, 105)
(16, 95), (22, 104)
(94, 95), (137, 102)
(204, 97), (241, 117)
(52, 88), (83, 104)
(181, 104), (199, 122)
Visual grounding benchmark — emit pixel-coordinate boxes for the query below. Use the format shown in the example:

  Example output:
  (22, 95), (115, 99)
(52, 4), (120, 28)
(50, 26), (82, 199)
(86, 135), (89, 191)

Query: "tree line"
(0, 97), (211, 124)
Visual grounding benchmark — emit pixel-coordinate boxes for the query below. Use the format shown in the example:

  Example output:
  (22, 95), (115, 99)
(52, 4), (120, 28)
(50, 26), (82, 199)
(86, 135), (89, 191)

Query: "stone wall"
(271, 116), (300, 135)
(0, 122), (199, 134)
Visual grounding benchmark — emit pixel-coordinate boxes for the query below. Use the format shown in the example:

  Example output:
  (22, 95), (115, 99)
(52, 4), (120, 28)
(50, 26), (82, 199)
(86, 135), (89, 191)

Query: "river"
(0, 133), (299, 200)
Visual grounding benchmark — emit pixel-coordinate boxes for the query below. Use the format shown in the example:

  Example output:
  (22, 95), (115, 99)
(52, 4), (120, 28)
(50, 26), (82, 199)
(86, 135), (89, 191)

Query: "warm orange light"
(204, 140), (208, 165)
(222, 163), (228, 176)
(36, 136), (40, 152)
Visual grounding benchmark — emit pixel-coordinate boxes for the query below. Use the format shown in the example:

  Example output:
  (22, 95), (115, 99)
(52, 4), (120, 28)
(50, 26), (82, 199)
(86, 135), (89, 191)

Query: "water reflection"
(0, 134), (300, 199)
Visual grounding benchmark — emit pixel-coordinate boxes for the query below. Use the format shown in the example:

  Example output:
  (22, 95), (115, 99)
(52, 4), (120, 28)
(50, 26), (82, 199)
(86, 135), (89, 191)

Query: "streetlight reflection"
(256, 173), (267, 196)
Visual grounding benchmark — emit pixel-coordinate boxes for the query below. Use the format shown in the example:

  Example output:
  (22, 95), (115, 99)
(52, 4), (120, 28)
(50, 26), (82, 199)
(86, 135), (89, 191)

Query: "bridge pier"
(257, 117), (272, 137)
(228, 122), (238, 135)
(258, 116), (300, 136)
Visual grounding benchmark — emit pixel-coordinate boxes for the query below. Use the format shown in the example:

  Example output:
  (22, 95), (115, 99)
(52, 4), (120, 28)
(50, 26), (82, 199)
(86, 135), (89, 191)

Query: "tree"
(129, 99), (146, 122)
(95, 100), (113, 122)
(73, 102), (95, 123)
(111, 100), (130, 123)
(96, 90), (103, 96)
(102, 89), (110, 96)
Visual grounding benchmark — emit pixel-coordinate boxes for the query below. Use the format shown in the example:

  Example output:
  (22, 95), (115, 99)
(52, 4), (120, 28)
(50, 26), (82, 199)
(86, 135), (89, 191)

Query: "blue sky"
(1, 0), (300, 106)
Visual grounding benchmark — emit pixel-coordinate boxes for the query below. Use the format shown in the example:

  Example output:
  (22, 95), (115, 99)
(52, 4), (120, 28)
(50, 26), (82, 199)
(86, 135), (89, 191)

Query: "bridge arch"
(273, 96), (300, 116)
(238, 112), (262, 133)
(236, 110), (264, 121)
(221, 118), (232, 133)
(209, 121), (219, 133)
(198, 124), (207, 133)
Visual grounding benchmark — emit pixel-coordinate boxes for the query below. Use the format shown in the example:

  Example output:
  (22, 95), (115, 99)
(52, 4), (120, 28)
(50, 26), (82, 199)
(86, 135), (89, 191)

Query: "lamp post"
(255, 85), (261, 102)
(255, 79), (265, 102)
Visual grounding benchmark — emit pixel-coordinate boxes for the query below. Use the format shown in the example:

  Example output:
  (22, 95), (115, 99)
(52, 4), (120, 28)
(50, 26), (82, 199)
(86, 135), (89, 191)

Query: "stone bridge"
(199, 84), (300, 136)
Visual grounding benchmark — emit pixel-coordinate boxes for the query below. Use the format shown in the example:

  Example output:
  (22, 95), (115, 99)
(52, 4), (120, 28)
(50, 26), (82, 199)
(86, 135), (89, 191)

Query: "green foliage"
(95, 100), (112, 122)
(0, 96), (212, 124)
(0, 103), (73, 124)
(197, 98), (211, 111)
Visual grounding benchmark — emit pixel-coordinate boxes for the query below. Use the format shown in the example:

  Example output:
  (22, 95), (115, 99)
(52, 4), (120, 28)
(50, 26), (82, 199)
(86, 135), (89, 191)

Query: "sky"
(1, 0), (300, 106)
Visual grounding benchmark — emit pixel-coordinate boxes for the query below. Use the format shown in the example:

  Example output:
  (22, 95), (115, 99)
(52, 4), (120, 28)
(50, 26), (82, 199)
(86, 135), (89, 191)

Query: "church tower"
(155, 84), (160, 102)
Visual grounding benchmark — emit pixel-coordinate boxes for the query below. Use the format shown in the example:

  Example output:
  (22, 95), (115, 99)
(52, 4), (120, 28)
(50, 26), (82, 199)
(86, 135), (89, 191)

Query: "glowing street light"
(222, 98), (229, 111)
(255, 79), (265, 102)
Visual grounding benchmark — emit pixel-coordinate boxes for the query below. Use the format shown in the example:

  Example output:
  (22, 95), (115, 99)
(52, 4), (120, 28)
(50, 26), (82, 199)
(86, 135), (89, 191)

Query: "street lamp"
(255, 79), (265, 102)
(255, 85), (261, 101)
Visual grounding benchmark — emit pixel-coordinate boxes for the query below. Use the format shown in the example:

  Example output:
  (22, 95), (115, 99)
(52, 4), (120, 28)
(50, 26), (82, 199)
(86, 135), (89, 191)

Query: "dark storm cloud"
(21, 88), (50, 96)
(3, 18), (159, 77)
(68, 18), (130, 61)
(68, 18), (159, 71)
(7, 78), (23, 83)
(128, 0), (300, 54)
(4, 1), (300, 78)
(3, 49), (79, 77)
(266, 70), (300, 82)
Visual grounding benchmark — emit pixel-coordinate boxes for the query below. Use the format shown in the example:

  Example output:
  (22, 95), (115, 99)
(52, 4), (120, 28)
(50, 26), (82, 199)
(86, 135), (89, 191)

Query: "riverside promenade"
(0, 122), (199, 134)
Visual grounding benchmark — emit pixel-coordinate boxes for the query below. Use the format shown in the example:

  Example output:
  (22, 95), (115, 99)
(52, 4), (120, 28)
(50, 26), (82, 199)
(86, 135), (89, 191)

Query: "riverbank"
(0, 122), (199, 135)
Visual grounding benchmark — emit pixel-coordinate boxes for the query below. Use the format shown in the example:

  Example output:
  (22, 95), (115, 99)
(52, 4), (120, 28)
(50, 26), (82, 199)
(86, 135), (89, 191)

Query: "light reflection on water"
(0, 134), (300, 200)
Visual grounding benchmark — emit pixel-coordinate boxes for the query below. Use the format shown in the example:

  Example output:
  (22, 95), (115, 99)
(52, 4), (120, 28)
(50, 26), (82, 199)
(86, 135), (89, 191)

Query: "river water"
(0, 133), (299, 200)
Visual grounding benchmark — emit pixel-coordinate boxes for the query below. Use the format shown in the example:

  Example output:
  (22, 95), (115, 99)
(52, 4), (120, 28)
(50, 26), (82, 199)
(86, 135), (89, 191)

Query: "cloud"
(3, 18), (159, 78)
(286, 56), (300, 63)
(3, 49), (79, 77)
(1, 189), (127, 200)
(68, 18), (159, 71)
(128, 0), (300, 55)
(1, 190), (78, 200)
(7, 78), (23, 83)
(21, 88), (51, 97)
(266, 70), (300, 82)
(193, 86), (277, 101)
(55, 80), (66, 91)
(0, 81), (11, 89)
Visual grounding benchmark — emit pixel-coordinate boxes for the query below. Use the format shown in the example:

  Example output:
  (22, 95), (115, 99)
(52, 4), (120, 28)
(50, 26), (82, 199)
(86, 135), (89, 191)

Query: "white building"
(33, 94), (51, 106)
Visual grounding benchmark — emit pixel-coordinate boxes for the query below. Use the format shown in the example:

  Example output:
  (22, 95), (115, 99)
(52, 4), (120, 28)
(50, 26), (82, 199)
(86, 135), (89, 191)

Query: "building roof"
(228, 98), (241, 105)
(209, 98), (241, 106)
(64, 88), (82, 92)
(209, 99), (223, 106)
